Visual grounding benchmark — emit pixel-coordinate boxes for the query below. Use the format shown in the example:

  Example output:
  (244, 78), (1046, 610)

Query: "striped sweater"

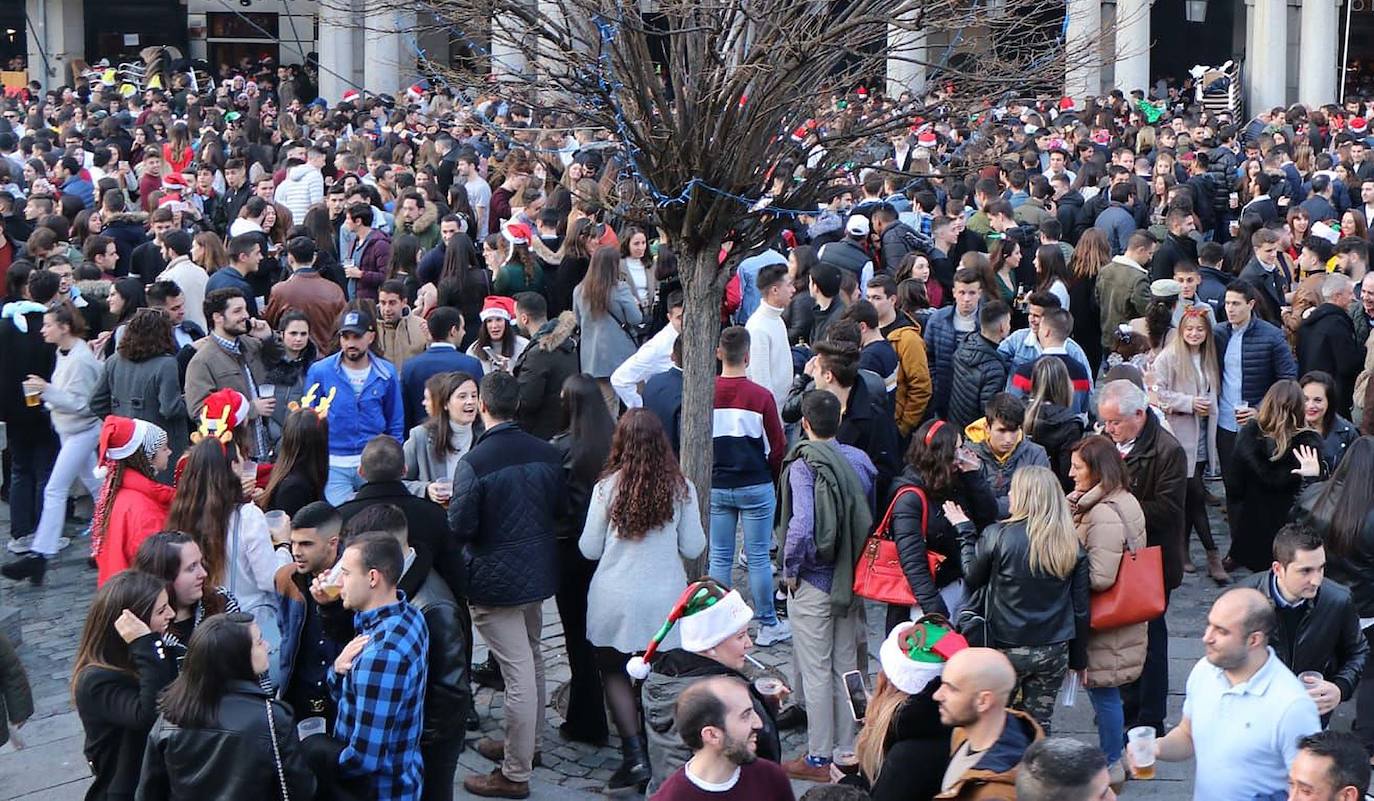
(711, 375), (786, 489)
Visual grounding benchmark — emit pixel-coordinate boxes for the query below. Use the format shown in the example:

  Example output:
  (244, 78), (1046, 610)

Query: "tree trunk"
(676, 245), (726, 579)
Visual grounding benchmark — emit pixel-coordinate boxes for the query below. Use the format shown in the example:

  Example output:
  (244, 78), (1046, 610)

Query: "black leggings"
(594, 647), (641, 741)
(1184, 472), (1217, 553)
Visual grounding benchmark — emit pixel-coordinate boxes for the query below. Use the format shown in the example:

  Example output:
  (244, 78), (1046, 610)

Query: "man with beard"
(305, 307), (405, 504)
(184, 287), (280, 462)
(931, 648), (1041, 800)
(274, 502), (346, 728)
(1135, 589), (1319, 800)
(652, 677), (794, 801)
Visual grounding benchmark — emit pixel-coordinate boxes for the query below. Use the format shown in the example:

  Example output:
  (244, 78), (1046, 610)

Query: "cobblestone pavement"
(0, 486), (1353, 799)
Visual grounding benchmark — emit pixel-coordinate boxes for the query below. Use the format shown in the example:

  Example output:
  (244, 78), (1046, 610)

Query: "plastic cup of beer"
(320, 563), (344, 602)
(1127, 726), (1157, 779)
(22, 386), (41, 408)
(432, 479), (453, 508)
(1299, 671), (1324, 688)
(296, 716), (326, 740)
(754, 677), (785, 712)
(832, 747), (859, 777)
(257, 384), (276, 400)
(264, 510), (290, 545)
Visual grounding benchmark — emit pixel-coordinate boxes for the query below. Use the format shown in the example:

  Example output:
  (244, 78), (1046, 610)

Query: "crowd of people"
(3, 51), (1374, 801)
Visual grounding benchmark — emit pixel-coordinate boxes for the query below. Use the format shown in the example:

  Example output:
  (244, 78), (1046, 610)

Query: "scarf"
(1, 301), (48, 333)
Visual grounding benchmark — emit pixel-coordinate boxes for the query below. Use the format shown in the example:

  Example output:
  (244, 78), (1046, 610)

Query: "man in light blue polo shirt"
(1138, 588), (1320, 801)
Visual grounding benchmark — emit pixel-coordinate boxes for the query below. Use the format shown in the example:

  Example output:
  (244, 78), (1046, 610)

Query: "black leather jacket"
(136, 681), (316, 801)
(410, 571), (473, 745)
(959, 519), (1091, 669)
(1242, 571), (1369, 701)
(885, 466), (999, 617)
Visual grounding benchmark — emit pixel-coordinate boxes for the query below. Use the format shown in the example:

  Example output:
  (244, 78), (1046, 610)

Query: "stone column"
(1298, 0), (1338, 106)
(1247, 0), (1289, 111)
(1113, 0), (1150, 94)
(1064, 0), (1103, 100)
(363, 6), (415, 95)
(886, 14), (926, 98)
(317, 0), (357, 103)
(25, 0), (84, 92)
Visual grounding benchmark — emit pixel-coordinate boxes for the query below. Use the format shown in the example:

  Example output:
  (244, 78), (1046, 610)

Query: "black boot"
(2, 553), (46, 586)
(473, 656), (505, 691)
(607, 736), (651, 790)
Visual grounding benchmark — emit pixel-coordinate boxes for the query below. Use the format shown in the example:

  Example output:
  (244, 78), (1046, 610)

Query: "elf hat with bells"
(626, 578), (755, 680)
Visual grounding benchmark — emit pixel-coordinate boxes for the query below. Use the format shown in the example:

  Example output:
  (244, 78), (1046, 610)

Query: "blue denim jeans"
(708, 483), (778, 626)
(1088, 685), (1125, 763)
(325, 465), (365, 505)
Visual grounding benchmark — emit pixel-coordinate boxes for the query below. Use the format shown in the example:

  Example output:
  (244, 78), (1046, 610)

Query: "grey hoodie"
(42, 338), (101, 436)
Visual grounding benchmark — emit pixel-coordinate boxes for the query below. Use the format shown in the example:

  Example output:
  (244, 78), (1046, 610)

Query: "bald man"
(1133, 588), (1320, 801)
(932, 647), (1042, 798)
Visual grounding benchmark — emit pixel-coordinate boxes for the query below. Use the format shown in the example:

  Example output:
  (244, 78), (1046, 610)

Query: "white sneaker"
(54, 536), (71, 552)
(6, 536), (33, 555)
(756, 619), (792, 647)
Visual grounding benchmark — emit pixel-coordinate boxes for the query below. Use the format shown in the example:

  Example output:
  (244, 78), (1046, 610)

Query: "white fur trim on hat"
(680, 590), (754, 653)
(106, 419), (152, 462)
(879, 623), (944, 696)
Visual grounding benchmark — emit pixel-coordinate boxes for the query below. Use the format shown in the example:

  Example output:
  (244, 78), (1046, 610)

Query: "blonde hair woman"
(1150, 306), (1228, 582)
(949, 465), (1089, 733)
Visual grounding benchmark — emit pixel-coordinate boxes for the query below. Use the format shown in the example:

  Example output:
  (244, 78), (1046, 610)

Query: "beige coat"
(1071, 484), (1149, 689)
(375, 313), (429, 371)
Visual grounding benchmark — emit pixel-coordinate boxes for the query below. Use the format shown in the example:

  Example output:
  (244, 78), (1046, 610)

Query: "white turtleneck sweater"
(745, 300), (792, 408)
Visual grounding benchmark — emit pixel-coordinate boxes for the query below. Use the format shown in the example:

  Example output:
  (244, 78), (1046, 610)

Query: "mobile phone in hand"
(843, 670), (868, 721)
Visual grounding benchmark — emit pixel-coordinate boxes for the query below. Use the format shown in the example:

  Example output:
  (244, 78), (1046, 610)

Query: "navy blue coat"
(448, 422), (565, 606)
(642, 366), (684, 455)
(1214, 316), (1298, 406)
(399, 344), (484, 430)
(922, 306), (972, 419)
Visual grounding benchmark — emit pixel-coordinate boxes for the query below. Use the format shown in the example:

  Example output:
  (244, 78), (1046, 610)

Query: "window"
(207, 13), (278, 40)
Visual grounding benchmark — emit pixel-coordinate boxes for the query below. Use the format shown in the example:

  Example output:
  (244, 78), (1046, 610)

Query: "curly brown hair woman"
(600, 408), (689, 538)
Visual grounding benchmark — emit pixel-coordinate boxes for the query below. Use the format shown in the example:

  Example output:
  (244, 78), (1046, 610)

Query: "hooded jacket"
(934, 710), (1043, 800)
(102, 212), (150, 277)
(513, 312), (579, 440)
(273, 163), (324, 221)
(964, 417), (1051, 517)
(348, 228), (393, 301)
(1297, 303), (1363, 413)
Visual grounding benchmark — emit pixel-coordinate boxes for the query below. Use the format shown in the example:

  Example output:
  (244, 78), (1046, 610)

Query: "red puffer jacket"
(95, 471), (176, 586)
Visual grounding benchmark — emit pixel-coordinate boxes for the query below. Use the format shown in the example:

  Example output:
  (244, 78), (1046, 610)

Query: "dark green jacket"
(775, 439), (874, 614)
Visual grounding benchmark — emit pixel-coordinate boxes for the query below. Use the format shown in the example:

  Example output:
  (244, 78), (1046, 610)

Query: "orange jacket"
(889, 320), (933, 436)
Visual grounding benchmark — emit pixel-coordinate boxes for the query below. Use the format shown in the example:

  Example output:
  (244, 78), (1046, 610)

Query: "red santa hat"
(196, 389), (251, 441)
(1351, 116), (1369, 134)
(502, 221), (532, 246)
(1059, 96), (1076, 112)
(341, 88), (361, 104)
(916, 130), (938, 148)
(161, 173), (187, 193)
(95, 416), (168, 478)
(479, 296), (517, 323)
(406, 83), (426, 102)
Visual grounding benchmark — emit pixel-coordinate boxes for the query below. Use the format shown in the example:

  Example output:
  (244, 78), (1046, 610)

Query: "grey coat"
(402, 423), (475, 498)
(90, 353), (189, 463)
(573, 281), (641, 378)
(578, 473), (705, 652)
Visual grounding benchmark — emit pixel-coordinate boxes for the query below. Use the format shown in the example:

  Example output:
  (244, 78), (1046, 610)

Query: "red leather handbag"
(1089, 537), (1166, 631)
(853, 486), (944, 606)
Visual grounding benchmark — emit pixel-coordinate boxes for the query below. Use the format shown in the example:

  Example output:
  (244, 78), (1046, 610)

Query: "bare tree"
(356, 0), (1111, 543)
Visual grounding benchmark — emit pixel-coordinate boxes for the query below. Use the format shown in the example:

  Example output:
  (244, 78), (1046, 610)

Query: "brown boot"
(463, 768), (531, 799)
(1206, 550), (1231, 585)
(474, 738), (542, 767)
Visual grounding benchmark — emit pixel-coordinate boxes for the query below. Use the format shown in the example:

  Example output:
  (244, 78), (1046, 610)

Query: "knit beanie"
(625, 579), (754, 680)
(878, 617), (969, 695)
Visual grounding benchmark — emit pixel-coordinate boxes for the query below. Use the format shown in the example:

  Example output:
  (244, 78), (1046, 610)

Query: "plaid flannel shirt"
(329, 594), (429, 801)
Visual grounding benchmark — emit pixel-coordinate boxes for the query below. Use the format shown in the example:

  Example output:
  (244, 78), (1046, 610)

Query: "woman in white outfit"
(165, 437), (291, 684)
(2, 304), (104, 584)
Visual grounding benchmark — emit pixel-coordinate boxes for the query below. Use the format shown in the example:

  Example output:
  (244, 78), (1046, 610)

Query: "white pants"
(32, 425), (102, 556)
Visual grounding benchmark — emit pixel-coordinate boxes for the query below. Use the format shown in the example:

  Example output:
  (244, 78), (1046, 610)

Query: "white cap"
(845, 214), (870, 237)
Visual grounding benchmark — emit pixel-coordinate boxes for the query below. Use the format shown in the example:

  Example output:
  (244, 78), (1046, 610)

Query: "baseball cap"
(338, 308), (374, 336)
(846, 214), (870, 237)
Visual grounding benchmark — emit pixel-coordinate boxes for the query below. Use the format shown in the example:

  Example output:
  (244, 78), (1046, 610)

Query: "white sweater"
(745, 301), (792, 409)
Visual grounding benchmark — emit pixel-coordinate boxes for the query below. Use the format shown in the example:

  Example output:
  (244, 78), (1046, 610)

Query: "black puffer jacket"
(884, 466), (999, 617)
(136, 680), (316, 801)
(959, 519), (1091, 669)
(946, 334), (1009, 429)
(513, 313), (579, 440)
(1028, 403), (1086, 492)
(448, 422), (566, 606)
